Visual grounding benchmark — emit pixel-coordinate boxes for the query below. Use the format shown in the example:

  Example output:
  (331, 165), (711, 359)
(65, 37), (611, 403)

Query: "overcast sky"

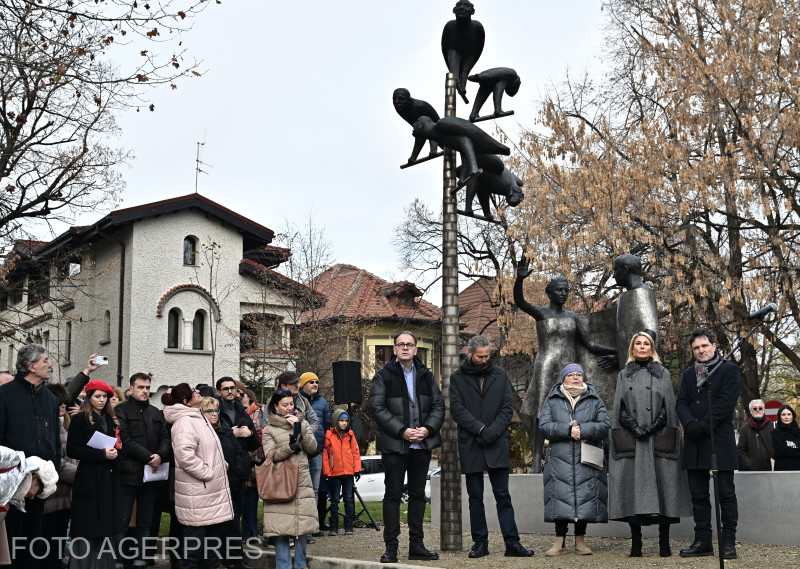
(71, 1), (608, 297)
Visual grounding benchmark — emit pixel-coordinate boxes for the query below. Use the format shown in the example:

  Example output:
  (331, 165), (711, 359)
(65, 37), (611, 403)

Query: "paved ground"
(239, 528), (800, 569)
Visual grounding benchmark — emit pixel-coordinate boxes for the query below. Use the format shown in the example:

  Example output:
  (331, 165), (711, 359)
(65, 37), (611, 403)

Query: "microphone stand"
(696, 316), (770, 569)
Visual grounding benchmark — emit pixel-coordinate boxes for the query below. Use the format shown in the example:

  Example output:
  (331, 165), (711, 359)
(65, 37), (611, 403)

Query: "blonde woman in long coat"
(162, 383), (233, 569)
(262, 388), (318, 569)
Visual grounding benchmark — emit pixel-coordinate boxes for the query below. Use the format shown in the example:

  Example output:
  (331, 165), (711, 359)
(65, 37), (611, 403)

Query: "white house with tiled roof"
(0, 194), (313, 396)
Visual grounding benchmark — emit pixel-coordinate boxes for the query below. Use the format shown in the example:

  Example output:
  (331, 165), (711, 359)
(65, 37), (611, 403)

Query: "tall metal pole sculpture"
(394, 1), (524, 551)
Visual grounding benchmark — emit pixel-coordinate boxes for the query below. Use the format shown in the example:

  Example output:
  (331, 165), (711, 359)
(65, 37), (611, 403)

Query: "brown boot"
(574, 535), (592, 555)
(545, 536), (567, 556)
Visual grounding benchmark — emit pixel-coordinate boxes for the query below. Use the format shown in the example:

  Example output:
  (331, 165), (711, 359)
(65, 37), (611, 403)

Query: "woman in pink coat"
(162, 383), (233, 569)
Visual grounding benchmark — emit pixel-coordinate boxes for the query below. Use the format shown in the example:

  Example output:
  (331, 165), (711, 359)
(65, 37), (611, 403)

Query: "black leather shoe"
(408, 544), (439, 561)
(468, 542), (489, 558)
(679, 540), (714, 557)
(722, 542), (738, 560)
(380, 548), (398, 563)
(505, 542), (534, 557)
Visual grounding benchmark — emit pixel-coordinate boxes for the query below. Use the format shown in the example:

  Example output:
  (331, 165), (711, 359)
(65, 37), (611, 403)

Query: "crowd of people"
(0, 326), (798, 569)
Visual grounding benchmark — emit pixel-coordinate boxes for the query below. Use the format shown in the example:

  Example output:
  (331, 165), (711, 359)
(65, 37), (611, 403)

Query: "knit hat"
(84, 379), (115, 397)
(560, 363), (584, 382)
(300, 372), (319, 388)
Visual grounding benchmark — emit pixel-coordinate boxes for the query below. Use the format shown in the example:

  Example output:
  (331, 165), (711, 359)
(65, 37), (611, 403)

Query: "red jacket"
(323, 427), (361, 477)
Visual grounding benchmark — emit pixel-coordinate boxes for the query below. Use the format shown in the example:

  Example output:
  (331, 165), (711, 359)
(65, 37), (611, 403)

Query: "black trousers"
(686, 469), (738, 542)
(465, 468), (520, 547)
(219, 477), (245, 565)
(381, 450), (431, 548)
(555, 520), (587, 537)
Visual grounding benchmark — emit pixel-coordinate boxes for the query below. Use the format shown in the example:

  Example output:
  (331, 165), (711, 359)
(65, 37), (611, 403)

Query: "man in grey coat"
(449, 336), (534, 559)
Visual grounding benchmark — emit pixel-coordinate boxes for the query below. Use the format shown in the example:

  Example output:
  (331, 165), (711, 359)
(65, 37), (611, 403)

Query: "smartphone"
(92, 356), (109, 366)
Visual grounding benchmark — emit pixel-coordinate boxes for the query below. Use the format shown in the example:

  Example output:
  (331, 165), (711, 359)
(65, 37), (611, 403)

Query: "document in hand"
(143, 462), (169, 483)
(87, 431), (117, 450)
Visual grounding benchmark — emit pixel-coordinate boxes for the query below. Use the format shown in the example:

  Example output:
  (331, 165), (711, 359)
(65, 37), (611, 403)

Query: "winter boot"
(344, 516), (354, 535)
(545, 536), (567, 556)
(574, 535), (592, 555)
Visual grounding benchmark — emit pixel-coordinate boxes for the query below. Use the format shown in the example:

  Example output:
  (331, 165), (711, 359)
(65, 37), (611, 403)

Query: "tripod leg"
(354, 486), (380, 531)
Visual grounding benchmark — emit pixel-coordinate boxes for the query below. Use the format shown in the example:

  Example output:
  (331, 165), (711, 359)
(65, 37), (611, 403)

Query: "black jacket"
(217, 424), (250, 482)
(218, 398), (260, 456)
(369, 356), (445, 454)
(116, 398), (173, 487)
(0, 374), (61, 472)
(676, 356), (740, 471)
(449, 361), (514, 473)
(771, 421), (800, 471)
(737, 420), (774, 471)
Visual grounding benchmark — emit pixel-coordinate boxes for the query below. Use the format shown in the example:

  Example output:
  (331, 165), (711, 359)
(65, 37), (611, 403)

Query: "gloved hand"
(355, 472), (361, 482)
(475, 437), (487, 447)
(480, 428), (499, 445)
(633, 425), (649, 439)
(290, 441), (302, 453)
(685, 421), (705, 439)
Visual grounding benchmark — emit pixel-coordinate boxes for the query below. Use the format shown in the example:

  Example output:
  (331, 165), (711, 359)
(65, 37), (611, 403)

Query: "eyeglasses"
(220, 386), (236, 392)
(751, 406), (764, 411)
(203, 409), (220, 415)
(306, 380), (319, 385)
(395, 342), (416, 349)
(565, 372), (584, 378)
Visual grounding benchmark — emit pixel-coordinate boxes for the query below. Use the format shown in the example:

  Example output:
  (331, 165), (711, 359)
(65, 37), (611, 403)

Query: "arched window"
(183, 236), (198, 265)
(192, 310), (205, 350)
(167, 308), (181, 349)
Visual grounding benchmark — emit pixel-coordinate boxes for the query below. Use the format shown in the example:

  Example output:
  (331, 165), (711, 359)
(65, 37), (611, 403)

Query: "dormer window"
(183, 236), (198, 265)
(398, 296), (413, 306)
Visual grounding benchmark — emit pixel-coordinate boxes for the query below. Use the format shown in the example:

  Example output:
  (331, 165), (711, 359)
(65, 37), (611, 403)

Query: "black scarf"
(776, 418), (800, 437)
(460, 357), (494, 377)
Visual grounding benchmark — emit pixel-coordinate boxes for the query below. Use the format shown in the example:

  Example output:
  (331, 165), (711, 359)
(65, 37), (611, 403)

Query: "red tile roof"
(302, 264), (441, 324)
(459, 278), (503, 344)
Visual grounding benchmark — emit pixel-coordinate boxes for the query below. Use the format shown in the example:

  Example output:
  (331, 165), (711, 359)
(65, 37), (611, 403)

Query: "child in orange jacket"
(323, 409), (361, 535)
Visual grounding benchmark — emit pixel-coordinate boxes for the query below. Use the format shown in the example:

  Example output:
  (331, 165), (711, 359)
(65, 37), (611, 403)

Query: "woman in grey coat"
(608, 332), (691, 557)
(539, 364), (610, 557)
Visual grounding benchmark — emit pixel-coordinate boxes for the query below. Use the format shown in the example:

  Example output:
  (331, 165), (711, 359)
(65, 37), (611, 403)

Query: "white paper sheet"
(143, 462), (169, 483)
(87, 431), (117, 450)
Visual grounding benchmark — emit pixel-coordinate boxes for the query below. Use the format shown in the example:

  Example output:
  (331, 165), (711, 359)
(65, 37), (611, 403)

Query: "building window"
(240, 314), (282, 353)
(417, 347), (427, 367)
(65, 322), (72, 363)
(103, 310), (111, 343)
(375, 345), (394, 369)
(167, 308), (181, 349)
(27, 273), (50, 307)
(183, 236), (198, 265)
(192, 310), (205, 350)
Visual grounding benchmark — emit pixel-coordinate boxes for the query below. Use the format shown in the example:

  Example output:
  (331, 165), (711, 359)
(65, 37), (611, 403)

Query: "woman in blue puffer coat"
(539, 363), (610, 557)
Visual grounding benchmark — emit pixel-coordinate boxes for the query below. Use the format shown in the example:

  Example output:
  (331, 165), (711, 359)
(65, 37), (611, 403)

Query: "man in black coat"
(0, 344), (60, 569)
(369, 331), (445, 564)
(115, 372), (172, 566)
(676, 327), (740, 560)
(216, 376), (259, 569)
(450, 335), (534, 559)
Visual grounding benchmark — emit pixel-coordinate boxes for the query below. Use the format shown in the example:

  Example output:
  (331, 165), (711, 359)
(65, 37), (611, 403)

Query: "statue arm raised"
(513, 260), (545, 320)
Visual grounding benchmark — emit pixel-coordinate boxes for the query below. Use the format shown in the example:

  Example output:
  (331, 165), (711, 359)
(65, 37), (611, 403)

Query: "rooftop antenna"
(195, 141), (212, 193)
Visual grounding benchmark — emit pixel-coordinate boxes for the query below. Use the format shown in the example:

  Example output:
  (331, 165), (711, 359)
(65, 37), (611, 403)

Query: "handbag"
(255, 450), (297, 503)
(611, 428), (636, 458)
(580, 441), (604, 470)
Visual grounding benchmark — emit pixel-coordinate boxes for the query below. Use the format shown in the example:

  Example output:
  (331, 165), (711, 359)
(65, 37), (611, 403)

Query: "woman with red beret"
(67, 379), (123, 569)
